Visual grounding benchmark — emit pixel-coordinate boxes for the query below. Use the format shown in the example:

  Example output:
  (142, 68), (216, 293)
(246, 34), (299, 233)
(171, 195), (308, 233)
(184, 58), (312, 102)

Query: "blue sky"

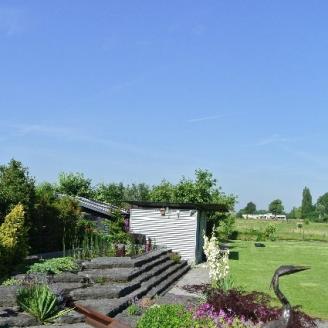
(1, 1), (328, 211)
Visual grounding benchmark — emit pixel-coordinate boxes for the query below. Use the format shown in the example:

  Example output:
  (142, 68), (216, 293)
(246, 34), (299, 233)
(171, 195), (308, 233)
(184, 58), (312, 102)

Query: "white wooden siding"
(130, 208), (198, 262)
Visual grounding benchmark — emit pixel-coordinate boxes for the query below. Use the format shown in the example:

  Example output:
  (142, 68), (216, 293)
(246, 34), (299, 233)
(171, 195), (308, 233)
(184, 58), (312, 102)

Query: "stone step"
(82, 249), (169, 270)
(52, 272), (84, 283)
(147, 263), (190, 297)
(27, 324), (90, 328)
(69, 281), (140, 301)
(73, 261), (189, 319)
(79, 253), (171, 283)
(135, 258), (176, 284)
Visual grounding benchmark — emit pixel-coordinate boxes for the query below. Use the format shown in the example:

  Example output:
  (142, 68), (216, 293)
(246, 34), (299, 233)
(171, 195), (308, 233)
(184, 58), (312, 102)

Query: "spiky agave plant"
(17, 284), (72, 324)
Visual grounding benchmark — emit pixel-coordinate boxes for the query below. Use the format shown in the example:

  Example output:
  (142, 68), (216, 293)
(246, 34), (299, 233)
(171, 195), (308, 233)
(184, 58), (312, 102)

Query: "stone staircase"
(0, 249), (190, 327)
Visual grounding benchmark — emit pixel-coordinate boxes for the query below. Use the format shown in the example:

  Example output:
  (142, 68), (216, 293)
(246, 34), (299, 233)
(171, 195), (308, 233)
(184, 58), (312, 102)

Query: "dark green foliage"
(28, 257), (78, 274)
(244, 202), (256, 214)
(57, 172), (93, 198)
(124, 183), (151, 202)
(288, 207), (302, 220)
(30, 183), (61, 253)
(17, 284), (71, 324)
(316, 192), (328, 222)
(264, 223), (277, 241)
(95, 182), (125, 206)
(168, 252), (181, 263)
(269, 199), (284, 216)
(71, 232), (115, 260)
(301, 187), (315, 220)
(136, 304), (194, 328)
(150, 169), (235, 208)
(54, 196), (81, 255)
(127, 304), (142, 316)
(216, 214), (236, 240)
(0, 159), (35, 225)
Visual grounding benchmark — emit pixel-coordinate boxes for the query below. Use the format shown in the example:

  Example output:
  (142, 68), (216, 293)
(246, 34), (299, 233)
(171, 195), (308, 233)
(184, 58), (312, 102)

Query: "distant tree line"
(238, 186), (328, 222)
(0, 159), (236, 255)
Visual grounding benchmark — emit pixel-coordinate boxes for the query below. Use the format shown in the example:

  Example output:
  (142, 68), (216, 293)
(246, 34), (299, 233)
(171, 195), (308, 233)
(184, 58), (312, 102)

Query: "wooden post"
(74, 303), (130, 328)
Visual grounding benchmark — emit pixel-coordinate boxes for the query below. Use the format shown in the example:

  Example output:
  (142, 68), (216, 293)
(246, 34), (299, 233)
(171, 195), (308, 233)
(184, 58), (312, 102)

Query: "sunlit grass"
(229, 240), (328, 319)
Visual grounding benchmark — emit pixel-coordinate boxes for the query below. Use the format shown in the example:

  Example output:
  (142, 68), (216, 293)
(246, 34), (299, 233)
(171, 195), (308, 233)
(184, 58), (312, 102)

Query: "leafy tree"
(316, 192), (328, 222)
(150, 169), (235, 208)
(0, 159), (35, 224)
(244, 202), (256, 214)
(287, 207), (302, 220)
(150, 180), (175, 203)
(30, 183), (62, 253)
(268, 199), (284, 216)
(301, 187), (314, 219)
(95, 182), (125, 205)
(149, 170), (236, 236)
(54, 196), (81, 255)
(57, 172), (93, 198)
(124, 183), (150, 201)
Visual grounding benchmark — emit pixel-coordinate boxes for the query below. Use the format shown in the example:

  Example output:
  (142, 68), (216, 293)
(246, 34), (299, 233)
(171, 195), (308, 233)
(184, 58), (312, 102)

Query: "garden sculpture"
(263, 265), (310, 328)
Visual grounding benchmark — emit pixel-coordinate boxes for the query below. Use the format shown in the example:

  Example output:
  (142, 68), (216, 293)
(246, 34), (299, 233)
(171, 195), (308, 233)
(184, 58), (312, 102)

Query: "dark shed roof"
(77, 197), (128, 216)
(127, 201), (229, 212)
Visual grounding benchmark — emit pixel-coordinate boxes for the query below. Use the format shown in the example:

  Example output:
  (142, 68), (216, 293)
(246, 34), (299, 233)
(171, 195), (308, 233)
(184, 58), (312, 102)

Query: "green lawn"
(235, 218), (328, 242)
(229, 240), (328, 319)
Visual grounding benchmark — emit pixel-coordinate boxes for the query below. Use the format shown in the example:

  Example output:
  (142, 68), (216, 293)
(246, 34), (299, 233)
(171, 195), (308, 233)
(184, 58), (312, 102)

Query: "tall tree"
(57, 172), (93, 198)
(244, 202), (256, 214)
(0, 159), (35, 224)
(316, 192), (328, 222)
(269, 199), (284, 216)
(301, 187), (314, 219)
(124, 183), (150, 201)
(149, 169), (235, 209)
(95, 182), (125, 205)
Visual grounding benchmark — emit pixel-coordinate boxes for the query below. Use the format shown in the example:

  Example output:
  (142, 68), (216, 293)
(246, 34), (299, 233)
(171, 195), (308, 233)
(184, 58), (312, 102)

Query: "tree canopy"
(301, 187), (314, 219)
(244, 202), (257, 214)
(57, 172), (93, 198)
(0, 159), (35, 224)
(269, 199), (284, 216)
(149, 169), (236, 209)
(316, 192), (328, 222)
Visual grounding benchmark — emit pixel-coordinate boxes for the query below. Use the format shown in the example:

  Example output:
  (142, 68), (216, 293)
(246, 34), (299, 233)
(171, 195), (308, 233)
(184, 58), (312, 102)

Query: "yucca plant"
(17, 284), (71, 324)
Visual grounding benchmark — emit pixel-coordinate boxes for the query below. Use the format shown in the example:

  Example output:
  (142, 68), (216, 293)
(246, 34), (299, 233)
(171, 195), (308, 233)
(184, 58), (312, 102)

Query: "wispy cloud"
(256, 134), (301, 146)
(188, 114), (225, 123)
(0, 6), (24, 37)
(0, 122), (162, 158)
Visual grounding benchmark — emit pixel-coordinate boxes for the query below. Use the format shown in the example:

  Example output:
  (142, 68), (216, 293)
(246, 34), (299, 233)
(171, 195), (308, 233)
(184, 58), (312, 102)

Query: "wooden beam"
(74, 303), (130, 328)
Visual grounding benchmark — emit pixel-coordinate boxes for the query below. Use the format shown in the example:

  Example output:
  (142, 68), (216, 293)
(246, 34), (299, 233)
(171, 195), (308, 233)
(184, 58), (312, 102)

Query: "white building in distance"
(242, 213), (286, 220)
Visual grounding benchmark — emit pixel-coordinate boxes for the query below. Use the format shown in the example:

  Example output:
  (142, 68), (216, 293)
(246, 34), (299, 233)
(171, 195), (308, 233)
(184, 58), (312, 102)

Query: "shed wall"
(130, 208), (198, 262)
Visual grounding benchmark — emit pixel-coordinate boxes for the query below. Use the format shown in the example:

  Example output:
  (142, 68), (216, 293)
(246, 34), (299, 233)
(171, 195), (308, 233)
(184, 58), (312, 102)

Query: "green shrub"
(168, 252), (181, 264)
(0, 204), (29, 279)
(255, 230), (265, 242)
(2, 277), (23, 286)
(216, 215), (236, 240)
(264, 223), (277, 241)
(127, 304), (142, 316)
(0, 204), (29, 260)
(17, 284), (71, 324)
(71, 233), (115, 260)
(28, 257), (78, 274)
(136, 304), (194, 328)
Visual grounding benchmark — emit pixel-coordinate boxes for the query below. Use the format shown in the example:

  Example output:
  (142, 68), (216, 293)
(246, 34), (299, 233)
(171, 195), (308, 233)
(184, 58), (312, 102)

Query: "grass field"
(234, 218), (328, 242)
(229, 240), (328, 319)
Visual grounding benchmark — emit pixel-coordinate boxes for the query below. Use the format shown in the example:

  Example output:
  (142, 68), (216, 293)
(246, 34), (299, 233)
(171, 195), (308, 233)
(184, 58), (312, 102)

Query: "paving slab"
(167, 264), (209, 297)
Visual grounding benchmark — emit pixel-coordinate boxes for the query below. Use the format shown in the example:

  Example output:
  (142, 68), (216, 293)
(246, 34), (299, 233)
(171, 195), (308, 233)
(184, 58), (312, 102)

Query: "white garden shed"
(128, 201), (228, 264)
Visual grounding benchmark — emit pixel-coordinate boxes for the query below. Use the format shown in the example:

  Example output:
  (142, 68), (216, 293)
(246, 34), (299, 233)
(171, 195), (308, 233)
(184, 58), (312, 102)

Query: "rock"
(0, 286), (18, 307)
(0, 308), (37, 327)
